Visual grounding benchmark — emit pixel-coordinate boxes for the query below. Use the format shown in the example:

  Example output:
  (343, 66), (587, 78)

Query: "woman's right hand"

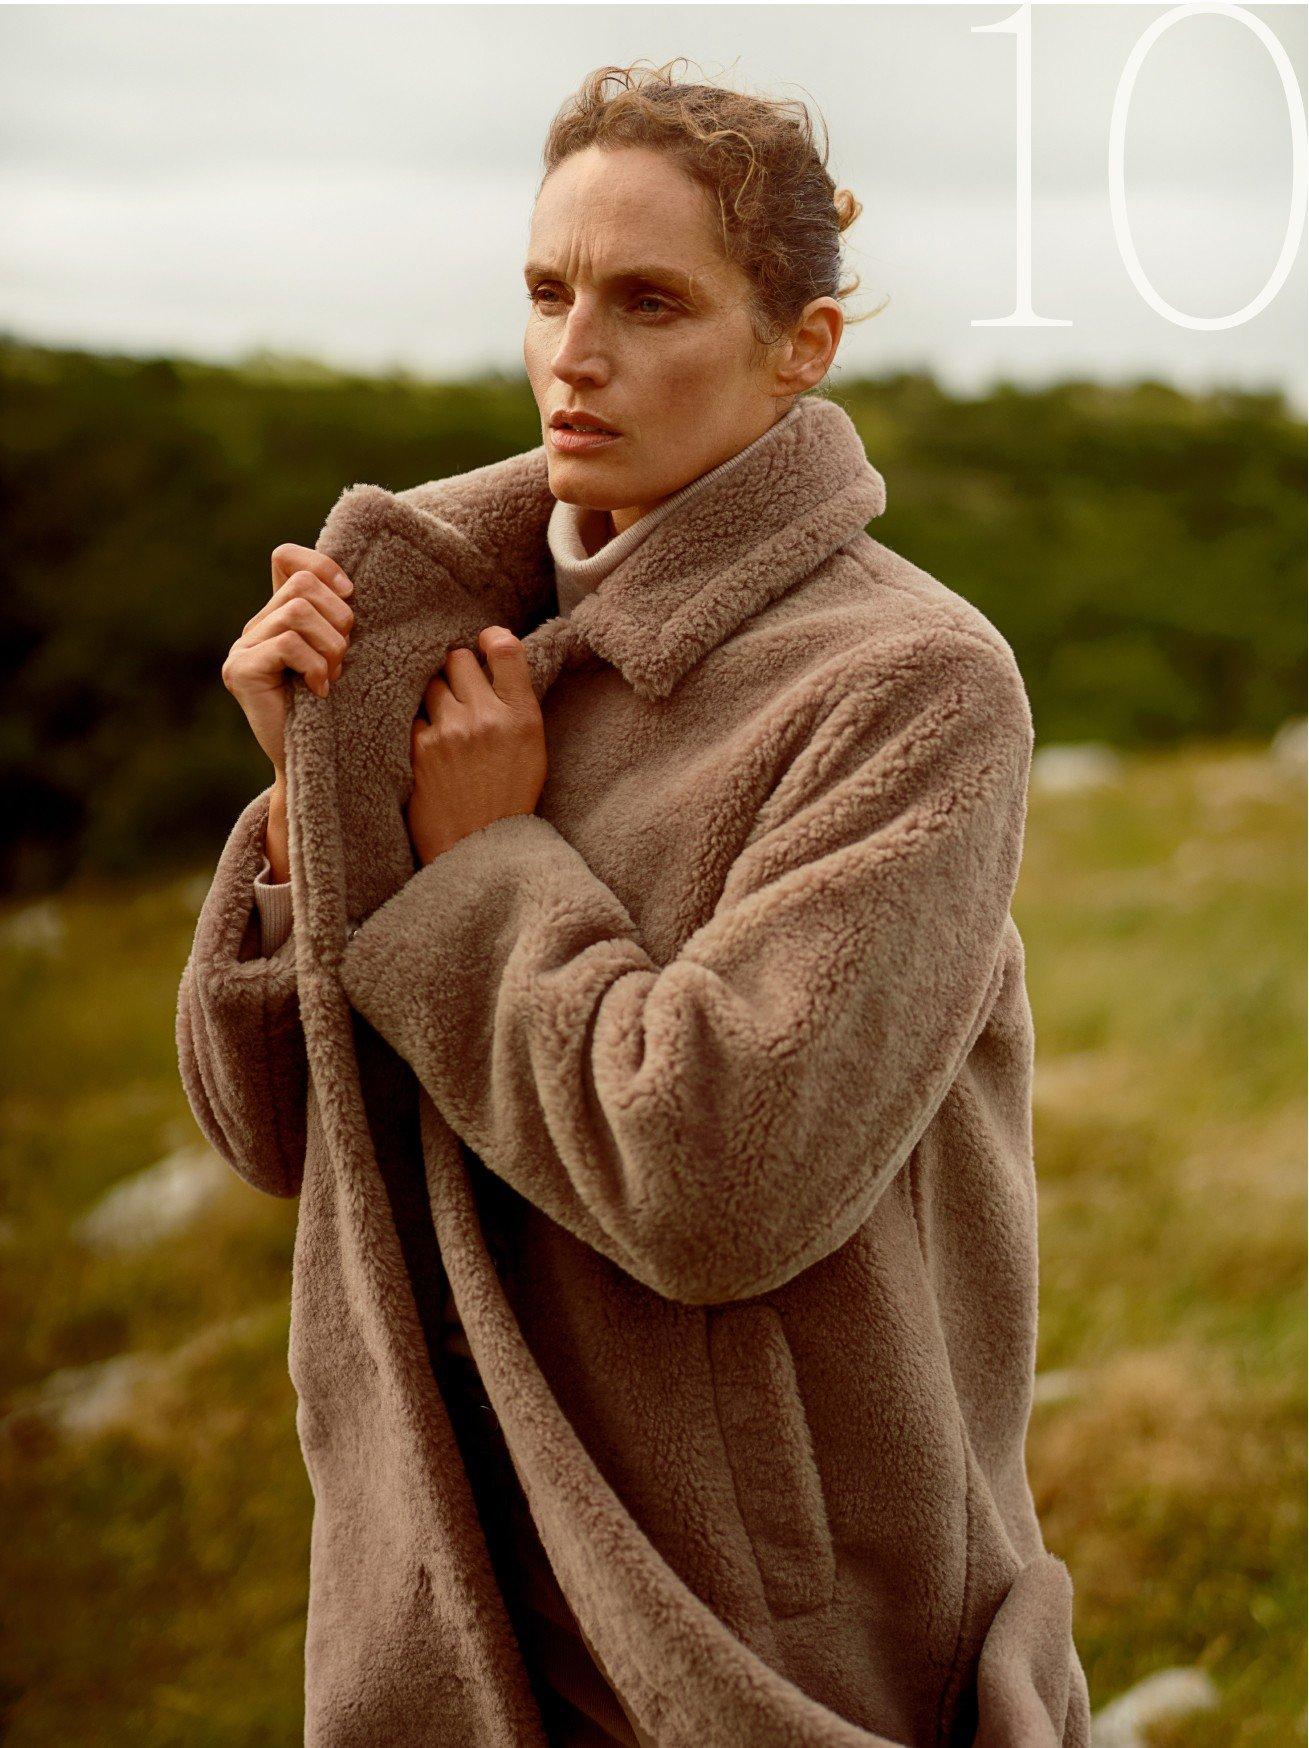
(223, 545), (356, 774)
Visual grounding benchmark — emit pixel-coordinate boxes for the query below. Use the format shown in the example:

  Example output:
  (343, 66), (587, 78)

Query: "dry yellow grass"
(0, 737), (1302, 1742)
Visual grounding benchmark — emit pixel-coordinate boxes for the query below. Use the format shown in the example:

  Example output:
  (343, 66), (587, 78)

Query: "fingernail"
(337, 575), (353, 594)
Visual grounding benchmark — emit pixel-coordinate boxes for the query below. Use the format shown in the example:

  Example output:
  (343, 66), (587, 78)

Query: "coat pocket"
(707, 1303), (837, 1618)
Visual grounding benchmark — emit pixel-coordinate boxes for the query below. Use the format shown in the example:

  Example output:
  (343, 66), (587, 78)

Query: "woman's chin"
(546, 457), (627, 500)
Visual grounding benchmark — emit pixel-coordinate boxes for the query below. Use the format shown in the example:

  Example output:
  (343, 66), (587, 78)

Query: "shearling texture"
(176, 394), (1092, 1746)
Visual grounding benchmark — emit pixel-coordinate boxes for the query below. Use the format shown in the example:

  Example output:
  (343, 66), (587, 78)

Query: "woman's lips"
(550, 425), (622, 454)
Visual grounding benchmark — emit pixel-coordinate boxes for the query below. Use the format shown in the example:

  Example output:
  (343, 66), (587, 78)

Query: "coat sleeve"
(176, 783), (310, 1200)
(338, 628), (1034, 1304)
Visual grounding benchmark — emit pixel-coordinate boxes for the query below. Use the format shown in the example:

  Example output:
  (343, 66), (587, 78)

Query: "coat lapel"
(283, 395), (887, 944)
(562, 398), (886, 698)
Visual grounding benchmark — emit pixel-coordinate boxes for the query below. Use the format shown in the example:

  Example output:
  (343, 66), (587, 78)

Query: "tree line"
(1, 337), (1301, 895)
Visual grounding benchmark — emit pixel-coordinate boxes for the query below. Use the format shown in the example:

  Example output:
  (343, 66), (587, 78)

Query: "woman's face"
(523, 144), (836, 534)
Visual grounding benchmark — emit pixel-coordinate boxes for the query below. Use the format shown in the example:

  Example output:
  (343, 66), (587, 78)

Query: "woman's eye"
(526, 286), (673, 319)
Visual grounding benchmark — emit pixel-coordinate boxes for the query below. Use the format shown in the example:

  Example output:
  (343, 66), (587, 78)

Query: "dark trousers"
(440, 1347), (657, 1747)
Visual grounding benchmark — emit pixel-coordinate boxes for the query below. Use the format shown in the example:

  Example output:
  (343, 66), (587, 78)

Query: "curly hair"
(538, 58), (886, 367)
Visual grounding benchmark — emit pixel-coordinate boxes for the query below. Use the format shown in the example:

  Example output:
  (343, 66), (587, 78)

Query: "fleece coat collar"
(323, 395), (878, 696)
(299, 396), (887, 933)
(177, 392), (1093, 1746)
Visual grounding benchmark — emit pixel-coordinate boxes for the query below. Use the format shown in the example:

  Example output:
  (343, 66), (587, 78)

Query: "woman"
(177, 62), (1091, 1747)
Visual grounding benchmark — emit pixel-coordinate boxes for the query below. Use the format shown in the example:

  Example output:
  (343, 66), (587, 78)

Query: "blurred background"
(0, 6), (1304, 1744)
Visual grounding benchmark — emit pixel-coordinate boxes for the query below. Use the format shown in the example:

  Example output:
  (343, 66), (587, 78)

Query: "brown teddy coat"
(176, 393), (1092, 1746)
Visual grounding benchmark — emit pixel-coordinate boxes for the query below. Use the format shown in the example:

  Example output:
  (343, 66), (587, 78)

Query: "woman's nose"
(552, 307), (609, 378)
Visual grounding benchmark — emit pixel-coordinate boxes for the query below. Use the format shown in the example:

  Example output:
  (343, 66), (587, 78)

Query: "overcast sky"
(2, 3), (1305, 409)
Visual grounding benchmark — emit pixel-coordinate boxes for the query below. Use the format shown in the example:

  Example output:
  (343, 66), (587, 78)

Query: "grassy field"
(0, 738), (1303, 1745)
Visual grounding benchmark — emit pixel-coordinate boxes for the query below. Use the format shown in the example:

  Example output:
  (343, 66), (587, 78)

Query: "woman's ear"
(771, 299), (842, 398)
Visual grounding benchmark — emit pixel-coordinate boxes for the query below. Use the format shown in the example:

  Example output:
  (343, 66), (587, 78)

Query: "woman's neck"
(578, 505), (617, 558)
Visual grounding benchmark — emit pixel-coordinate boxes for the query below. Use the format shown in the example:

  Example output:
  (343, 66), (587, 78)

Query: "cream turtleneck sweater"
(253, 401), (803, 942)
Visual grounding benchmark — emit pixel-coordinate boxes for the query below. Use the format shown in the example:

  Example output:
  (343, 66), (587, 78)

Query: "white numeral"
(1109, 2), (1307, 331)
(972, 3), (1073, 329)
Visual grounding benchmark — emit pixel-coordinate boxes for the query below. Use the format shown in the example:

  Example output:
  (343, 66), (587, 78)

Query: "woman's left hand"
(406, 625), (547, 866)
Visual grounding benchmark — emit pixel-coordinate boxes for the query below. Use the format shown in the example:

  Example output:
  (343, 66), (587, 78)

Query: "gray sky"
(2, 3), (1305, 408)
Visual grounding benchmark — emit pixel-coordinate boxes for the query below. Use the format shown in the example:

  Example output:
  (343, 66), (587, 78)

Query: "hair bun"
(833, 187), (861, 233)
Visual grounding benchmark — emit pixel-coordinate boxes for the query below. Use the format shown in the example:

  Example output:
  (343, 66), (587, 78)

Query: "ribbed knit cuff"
(253, 854), (294, 953)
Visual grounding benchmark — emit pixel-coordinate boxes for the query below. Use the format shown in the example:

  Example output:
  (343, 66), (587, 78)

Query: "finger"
(422, 670), (455, 721)
(243, 628), (333, 696)
(247, 595), (350, 676)
(477, 627), (536, 708)
(271, 544), (354, 599)
(441, 644), (493, 707)
(247, 571), (355, 640)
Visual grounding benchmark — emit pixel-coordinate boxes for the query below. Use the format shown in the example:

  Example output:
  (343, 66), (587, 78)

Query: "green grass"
(0, 739), (1303, 1744)
(1020, 742), (1306, 1745)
